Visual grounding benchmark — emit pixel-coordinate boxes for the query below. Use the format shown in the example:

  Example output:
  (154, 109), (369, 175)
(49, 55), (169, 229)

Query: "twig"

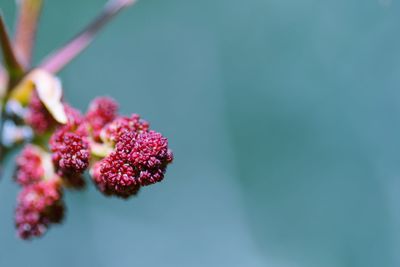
(0, 93), (9, 173)
(0, 14), (24, 85)
(0, 64), (7, 98)
(39, 0), (137, 74)
(14, 0), (44, 68)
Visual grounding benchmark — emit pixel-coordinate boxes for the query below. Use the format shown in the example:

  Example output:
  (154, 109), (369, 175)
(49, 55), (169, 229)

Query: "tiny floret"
(100, 114), (149, 144)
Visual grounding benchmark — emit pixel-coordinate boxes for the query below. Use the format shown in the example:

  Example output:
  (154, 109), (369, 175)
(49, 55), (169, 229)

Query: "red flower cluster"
(49, 105), (89, 188)
(14, 145), (44, 186)
(14, 93), (173, 239)
(3, 0), (164, 241)
(15, 179), (64, 240)
(92, 119), (173, 198)
(50, 131), (89, 174)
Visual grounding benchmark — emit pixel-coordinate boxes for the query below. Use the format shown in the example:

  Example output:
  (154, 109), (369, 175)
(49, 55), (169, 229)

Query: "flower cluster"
(0, 0), (167, 242)
(92, 130), (173, 198)
(13, 94), (173, 239)
(14, 145), (44, 186)
(15, 179), (64, 240)
(49, 105), (89, 188)
(90, 101), (173, 197)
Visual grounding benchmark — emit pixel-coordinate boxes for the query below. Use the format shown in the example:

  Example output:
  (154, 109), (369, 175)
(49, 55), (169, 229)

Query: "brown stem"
(14, 0), (44, 69)
(39, 0), (137, 74)
(0, 14), (24, 85)
(0, 98), (8, 174)
(0, 64), (7, 98)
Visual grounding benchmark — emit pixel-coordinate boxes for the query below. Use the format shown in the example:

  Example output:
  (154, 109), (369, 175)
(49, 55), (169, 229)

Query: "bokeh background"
(1, 0), (400, 266)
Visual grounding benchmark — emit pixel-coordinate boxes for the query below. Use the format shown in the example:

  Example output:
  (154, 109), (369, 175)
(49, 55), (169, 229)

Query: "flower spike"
(0, 0), (173, 240)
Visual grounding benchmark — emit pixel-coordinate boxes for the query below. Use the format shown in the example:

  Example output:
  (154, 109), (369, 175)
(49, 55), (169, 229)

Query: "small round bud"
(86, 97), (119, 141)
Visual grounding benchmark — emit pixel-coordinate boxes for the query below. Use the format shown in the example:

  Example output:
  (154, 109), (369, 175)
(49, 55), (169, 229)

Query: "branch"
(0, 64), (8, 98)
(14, 0), (44, 68)
(39, 0), (137, 74)
(0, 13), (24, 83)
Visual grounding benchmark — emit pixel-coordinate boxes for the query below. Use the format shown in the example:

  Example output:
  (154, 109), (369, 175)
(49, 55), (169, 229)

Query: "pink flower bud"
(86, 97), (119, 141)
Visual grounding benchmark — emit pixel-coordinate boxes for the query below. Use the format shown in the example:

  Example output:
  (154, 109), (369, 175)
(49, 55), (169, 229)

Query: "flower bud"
(86, 97), (119, 141)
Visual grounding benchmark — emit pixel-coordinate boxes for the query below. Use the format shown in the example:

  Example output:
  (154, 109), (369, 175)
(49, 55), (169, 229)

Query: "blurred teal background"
(1, 0), (400, 266)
